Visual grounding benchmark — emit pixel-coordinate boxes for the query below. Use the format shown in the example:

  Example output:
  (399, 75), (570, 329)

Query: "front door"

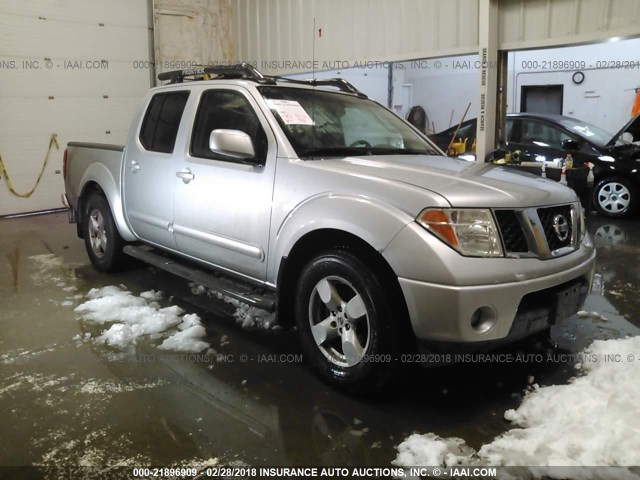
(509, 118), (588, 164)
(172, 87), (276, 282)
(123, 91), (189, 248)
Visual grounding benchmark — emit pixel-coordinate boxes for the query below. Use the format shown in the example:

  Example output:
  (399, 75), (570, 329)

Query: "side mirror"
(621, 132), (634, 143)
(561, 139), (581, 151)
(209, 129), (259, 164)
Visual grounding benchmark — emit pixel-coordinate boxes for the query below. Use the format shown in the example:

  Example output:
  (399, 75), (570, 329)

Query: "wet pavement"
(1, 212), (639, 473)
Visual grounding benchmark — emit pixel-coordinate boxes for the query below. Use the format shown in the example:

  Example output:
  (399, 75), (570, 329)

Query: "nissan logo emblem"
(553, 214), (570, 242)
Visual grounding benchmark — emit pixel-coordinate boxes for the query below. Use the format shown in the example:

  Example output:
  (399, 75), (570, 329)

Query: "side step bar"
(123, 245), (276, 312)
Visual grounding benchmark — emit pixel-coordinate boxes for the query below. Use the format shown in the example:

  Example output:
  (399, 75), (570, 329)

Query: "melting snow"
(188, 282), (277, 329)
(394, 336), (640, 470)
(74, 286), (209, 353)
(158, 314), (209, 352)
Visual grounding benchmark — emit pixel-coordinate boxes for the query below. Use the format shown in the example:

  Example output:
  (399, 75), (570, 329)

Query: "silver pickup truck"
(64, 64), (595, 391)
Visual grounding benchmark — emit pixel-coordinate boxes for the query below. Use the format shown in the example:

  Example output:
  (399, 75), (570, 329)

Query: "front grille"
(537, 205), (573, 251)
(494, 210), (529, 253)
(493, 203), (577, 259)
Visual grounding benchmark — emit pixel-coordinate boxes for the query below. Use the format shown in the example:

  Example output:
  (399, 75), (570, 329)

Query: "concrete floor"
(1, 212), (639, 471)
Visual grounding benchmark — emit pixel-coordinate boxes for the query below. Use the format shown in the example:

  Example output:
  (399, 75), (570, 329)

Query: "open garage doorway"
(520, 84), (564, 115)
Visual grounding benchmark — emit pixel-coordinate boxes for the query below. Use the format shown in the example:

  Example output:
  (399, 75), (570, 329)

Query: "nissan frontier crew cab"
(63, 64), (596, 392)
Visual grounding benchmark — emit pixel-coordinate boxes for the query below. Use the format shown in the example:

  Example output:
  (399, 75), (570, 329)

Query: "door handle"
(176, 168), (195, 184)
(130, 160), (140, 173)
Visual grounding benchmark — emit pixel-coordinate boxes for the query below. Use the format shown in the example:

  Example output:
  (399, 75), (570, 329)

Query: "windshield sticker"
(572, 125), (595, 137)
(266, 99), (314, 125)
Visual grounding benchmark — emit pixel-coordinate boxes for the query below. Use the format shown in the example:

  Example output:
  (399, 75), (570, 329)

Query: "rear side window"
(139, 92), (189, 153)
(191, 90), (267, 162)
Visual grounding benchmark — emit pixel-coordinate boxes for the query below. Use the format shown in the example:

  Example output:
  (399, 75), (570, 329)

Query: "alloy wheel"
(308, 276), (370, 368)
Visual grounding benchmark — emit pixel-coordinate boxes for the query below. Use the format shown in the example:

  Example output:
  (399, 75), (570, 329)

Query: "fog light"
(470, 307), (496, 333)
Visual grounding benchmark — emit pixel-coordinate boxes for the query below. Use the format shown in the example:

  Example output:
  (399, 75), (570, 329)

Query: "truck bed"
(64, 142), (124, 213)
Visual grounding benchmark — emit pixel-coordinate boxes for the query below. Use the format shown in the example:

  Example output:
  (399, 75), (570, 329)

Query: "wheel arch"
(76, 165), (136, 242)
(276, 228), (413, 344)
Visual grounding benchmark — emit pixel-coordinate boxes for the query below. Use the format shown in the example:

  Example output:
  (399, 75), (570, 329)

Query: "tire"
(593, 177), (637, 218)
(295, 250), (402, 393)
(83, 192), (127, 272)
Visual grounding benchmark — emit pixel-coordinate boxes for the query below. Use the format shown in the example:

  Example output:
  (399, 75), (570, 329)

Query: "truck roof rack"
(157, 63), (367, 97)
(270, 76), (368, 98)
(157, 63), (276, 84)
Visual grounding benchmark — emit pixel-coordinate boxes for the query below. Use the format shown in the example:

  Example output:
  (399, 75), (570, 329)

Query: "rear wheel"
(593, 177), (636, 218)
(295, 250), (402, 392)
(83, 192), (127, 272)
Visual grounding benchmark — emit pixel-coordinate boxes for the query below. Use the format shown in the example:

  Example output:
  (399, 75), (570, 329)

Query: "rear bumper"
(397, 246), (596, 343)
(61, 194), (77, 224)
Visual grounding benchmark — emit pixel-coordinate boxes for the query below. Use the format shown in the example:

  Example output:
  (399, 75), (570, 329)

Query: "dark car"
(429, 113), (640, 218)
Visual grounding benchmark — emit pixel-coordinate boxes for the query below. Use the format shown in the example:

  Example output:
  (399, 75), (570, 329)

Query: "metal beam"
(495, 50), (509, 149)
(148, 0), (157, 88)
(475, 0), (499, 162)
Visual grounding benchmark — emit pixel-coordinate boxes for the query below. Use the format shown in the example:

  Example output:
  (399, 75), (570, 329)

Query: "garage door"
(0, 0), (152, 216)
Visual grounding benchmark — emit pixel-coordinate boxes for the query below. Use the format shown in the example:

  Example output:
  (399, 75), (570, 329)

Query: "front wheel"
(593, 177), (637, 218)
(83, 192), (127, 272)
(295, 250), (402, 392)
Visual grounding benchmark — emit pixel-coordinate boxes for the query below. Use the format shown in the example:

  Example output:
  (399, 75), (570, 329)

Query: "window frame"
(138, 91), (190, 154)
(189, 88), (269, 164)
(517, 118), (573, 150)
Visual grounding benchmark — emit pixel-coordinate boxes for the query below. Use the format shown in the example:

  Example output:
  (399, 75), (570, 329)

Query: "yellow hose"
(0, 133), (59, 198)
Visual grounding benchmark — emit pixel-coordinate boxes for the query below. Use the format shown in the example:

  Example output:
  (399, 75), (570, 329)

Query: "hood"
(607, 113), (640, 146)
(307, 155), (578, 208)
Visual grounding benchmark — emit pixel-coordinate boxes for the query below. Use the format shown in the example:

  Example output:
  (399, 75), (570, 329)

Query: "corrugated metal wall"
(499, 0), (640, 50)
(231, 0), (480, 74)
(231, 0), (640, 74)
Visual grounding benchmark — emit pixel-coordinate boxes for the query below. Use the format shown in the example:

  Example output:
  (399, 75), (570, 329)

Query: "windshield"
(258, 86), (441, 158)
(556, 117), (624, 147)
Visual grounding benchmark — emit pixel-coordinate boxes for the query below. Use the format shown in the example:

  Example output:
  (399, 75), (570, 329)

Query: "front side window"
(191, 90), (268, 161)
(259, 86), (440, 158)
(139, 92), (189, 153)
(518, 120), (572, 149)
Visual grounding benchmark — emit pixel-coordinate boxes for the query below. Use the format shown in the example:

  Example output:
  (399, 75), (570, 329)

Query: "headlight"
(416, 208), (503, 257)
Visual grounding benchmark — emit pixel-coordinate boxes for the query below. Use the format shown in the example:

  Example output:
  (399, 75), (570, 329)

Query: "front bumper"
(384, 223), (596, 343)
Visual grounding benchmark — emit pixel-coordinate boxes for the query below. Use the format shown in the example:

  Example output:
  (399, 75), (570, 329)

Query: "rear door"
(123, 91), (189, 248)
(172, 86), (277, 282)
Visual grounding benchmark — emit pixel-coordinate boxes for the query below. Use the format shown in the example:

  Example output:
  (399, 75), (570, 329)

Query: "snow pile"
(74, 286), (209, 353)
(158, 313), (209, 352)
(394, 335), (640, 468)
(188, 282), (277, 330)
